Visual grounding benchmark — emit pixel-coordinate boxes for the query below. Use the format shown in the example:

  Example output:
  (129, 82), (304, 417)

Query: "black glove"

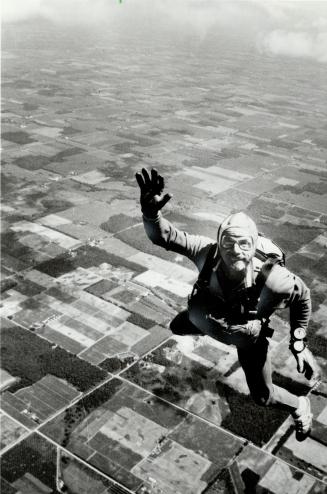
(135, 168), (172, 218)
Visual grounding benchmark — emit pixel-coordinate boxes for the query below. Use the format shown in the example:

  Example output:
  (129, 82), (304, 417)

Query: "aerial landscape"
(1, 1), (327, 493)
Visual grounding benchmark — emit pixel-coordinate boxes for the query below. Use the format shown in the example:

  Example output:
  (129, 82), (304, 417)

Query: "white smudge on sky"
(2, 0), (327, 63)
(260, 30), (327, 63)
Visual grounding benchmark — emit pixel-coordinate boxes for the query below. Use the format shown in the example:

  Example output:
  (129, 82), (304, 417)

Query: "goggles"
(221, 235), (253, 251)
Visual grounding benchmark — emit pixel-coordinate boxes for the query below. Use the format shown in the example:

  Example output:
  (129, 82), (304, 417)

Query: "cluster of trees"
(41, 346), (107, 392)
(78, 380), (121, 414)
(1, 435), (58, 492)
(59, 380), (123, 448)
(221, 383), (288, 446)
(101, 355), (136, 374)
(153, 384), (182, 403)
(1, 324), (107, 393)
(36, 252), (78, 278)
(62, 402), (86, 447)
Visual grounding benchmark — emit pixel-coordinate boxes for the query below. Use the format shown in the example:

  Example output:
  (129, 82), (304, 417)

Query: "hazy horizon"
(2, 1), (327, 64)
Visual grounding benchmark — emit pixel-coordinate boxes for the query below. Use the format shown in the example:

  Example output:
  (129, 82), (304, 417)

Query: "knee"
(170, 312), (186, 334)
(252, 395), (271, 407)
(169, 311), (201, 335)
(250, 388), (273, 407)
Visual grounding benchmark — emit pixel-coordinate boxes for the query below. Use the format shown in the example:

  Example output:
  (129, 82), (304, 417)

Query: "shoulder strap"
(194, 244), (217, 289)
(194, 237), (285, 293)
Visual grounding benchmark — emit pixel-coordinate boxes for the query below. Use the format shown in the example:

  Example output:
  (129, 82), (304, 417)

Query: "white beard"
(230, 260), (247, 272)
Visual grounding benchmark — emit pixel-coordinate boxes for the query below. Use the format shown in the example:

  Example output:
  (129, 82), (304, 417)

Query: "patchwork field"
(1, 12), (327, 494)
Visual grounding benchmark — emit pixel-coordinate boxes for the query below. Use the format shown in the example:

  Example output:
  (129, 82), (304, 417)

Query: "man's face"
(219, 233), (256, 274)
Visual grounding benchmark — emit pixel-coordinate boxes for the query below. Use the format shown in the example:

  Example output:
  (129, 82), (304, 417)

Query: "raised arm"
(135, 168), (214, 267)
(135, 167), (173, 220)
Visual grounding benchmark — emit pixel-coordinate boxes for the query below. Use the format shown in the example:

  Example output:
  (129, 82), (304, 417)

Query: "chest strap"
(191, 244), (217, 295)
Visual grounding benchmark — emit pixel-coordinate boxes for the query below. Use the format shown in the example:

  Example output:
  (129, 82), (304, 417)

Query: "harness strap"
(192, 244), (217, 294)
(191, 238), (285, 299)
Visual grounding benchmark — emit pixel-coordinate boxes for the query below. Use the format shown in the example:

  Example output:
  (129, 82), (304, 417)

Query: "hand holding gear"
(226, 319), (262, 338)
(135, 168), (172, 218)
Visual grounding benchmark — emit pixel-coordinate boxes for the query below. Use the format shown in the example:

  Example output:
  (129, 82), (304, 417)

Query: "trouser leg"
(170, 310), (203, 335)
(237, 336), (299, 412)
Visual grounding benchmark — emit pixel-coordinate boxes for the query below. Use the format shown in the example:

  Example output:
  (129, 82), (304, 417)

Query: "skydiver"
(136, 168), (318, 441)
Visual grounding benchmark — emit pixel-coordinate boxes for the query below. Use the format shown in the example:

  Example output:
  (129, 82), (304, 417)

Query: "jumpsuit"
(143, 213), (311, 412)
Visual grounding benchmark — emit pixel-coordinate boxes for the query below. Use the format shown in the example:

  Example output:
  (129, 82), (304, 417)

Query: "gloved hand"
(135, 168), (172, 218)
(293, 347), (317, 381)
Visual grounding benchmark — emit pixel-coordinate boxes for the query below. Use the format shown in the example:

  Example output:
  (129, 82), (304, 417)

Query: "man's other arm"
(260, 264), (311, 332)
